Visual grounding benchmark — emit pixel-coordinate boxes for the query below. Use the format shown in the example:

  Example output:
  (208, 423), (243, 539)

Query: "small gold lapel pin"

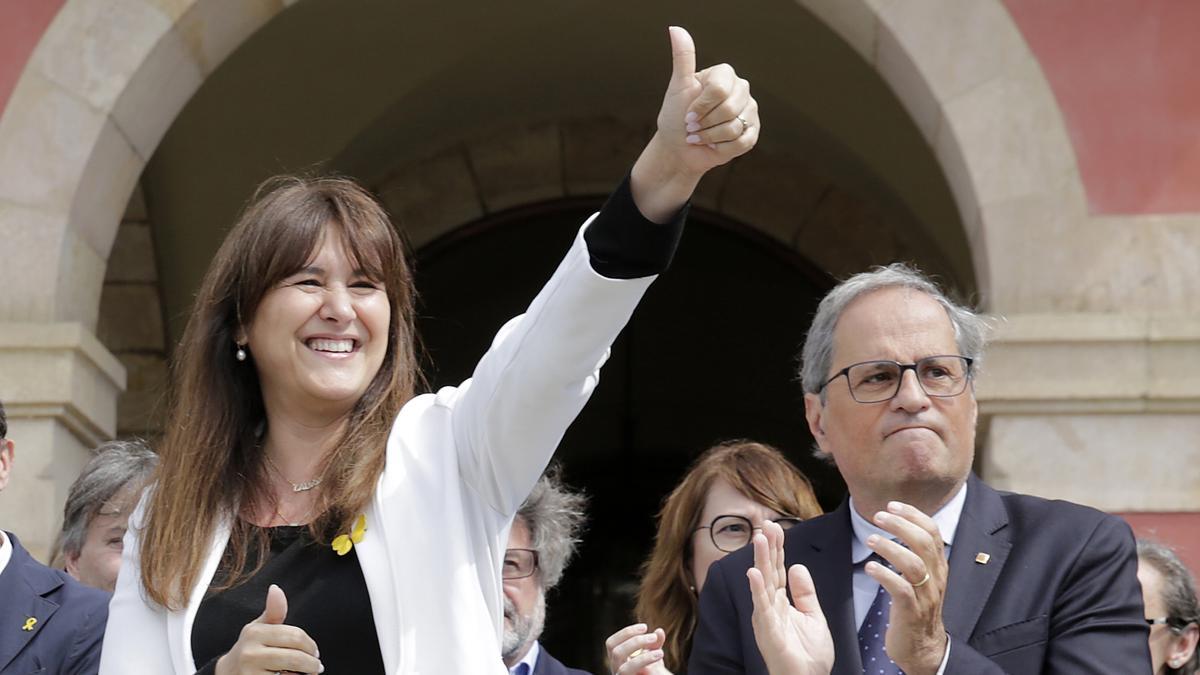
(975, 552), (991, 565)
(21, 617), (37, 631)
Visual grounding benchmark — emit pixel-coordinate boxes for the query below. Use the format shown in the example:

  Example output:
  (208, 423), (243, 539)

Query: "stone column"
(0, 323), (125, 561)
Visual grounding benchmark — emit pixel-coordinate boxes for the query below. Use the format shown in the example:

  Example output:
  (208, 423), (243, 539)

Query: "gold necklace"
(272, 497), (317, 527)
(264, 453), (322, 492)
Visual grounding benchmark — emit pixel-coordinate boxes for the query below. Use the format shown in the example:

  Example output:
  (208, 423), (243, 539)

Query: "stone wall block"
(109, 22), (204, 160)
(56, 232), (108, 329)
(468, 122), (562, 213)
(377, 149), (483, 250)
(116, 353), (169, 436)
(169, 0), (287, 74)
(106, 223), (159, 283)
(792, 186), (909, 279)
(0, 203), (68, 323)
(720, 153), (830, 249)
(983, 414), (1200, 511)
(0, 72), (105, 212)
(32, 0), (174, 114)
(70, 117), (146, 259)
(97, 286), (166, 352)
(562, 117), (648, 198)
(798, 0), (880, 62)
(938, 56), (1083, 212)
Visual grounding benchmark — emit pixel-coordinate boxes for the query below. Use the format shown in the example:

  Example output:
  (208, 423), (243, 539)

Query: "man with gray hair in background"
(49, 438), (158, 592)
(689, 263), (1150, 674)
(503, 467), (591, 675)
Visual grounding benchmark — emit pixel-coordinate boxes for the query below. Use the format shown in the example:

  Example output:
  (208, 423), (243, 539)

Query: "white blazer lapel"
(168, 514), (233, 673)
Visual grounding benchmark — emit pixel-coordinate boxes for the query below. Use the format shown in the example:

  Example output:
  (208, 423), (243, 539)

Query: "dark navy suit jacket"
(0, 532), (109, 675)
(688, 475), (1151, 674)
(531, 645), (593, 675)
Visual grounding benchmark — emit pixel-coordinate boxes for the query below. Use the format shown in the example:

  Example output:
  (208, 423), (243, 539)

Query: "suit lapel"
(942, 475), (1012, 642)
(787, 501), (861, 675)
(0, 534), (63, 673)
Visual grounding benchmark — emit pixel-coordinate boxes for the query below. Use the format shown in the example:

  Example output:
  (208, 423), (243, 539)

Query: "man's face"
(804, 287), (977, 512)
(502, 518), (545, 666)
(66, 483), (138, 592)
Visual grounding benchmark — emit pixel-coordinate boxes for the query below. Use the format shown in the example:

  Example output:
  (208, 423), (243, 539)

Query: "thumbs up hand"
(632, 27), (759, 223)
(216, 585), (324, 675)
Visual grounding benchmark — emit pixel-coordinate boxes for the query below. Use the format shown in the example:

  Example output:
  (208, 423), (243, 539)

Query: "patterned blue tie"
(858, 558), (905, 675)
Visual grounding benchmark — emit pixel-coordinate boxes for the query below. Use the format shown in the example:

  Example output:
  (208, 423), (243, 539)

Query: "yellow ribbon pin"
(332, 513), (367, 556)
(21, 617), (37, 631)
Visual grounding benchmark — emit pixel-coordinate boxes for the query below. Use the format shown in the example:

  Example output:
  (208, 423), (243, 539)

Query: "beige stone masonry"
(977, 313), (1200, 414)
(0, 323), (126, 446)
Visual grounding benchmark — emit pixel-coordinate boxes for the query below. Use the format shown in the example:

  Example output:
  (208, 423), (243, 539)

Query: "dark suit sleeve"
(945, 514), (1151, 674)
(688, 558), (749, 674)
(63, 590), (108, 675)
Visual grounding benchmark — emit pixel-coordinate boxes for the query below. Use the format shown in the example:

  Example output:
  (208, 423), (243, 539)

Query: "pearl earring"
(236, 345), (247, 362)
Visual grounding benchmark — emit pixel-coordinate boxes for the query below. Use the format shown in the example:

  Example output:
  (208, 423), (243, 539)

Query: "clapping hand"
(747, 521), (834, 675)
(866, 502), (949, 675)
(605, 623), (671, 675)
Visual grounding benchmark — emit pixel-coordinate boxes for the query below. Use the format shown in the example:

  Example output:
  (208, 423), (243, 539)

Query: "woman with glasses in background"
(605, 440), (822, 674)
(1138, 539), (1200, 675)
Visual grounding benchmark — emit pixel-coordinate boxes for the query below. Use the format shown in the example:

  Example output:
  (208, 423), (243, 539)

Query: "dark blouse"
(192, 524), (385, 674)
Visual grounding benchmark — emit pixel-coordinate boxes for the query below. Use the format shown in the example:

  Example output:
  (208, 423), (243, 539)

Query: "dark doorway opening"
(414, 200), (844, 671)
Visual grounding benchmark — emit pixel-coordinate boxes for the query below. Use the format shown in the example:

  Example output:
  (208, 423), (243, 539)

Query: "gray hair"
(1138, 539), (1200, 675)
(515, 467), (588, 591)
(799, 262), (990, 399)
(55, 439), (158, 562)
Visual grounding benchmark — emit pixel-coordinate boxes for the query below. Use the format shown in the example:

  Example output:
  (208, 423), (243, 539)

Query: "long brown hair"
(634, 440), (822, 673)
(139, 175), (421, 609)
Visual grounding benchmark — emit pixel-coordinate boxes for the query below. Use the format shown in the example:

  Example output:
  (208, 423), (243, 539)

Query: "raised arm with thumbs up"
(631, 26), (759, 223)
(215, 585), (323, 675)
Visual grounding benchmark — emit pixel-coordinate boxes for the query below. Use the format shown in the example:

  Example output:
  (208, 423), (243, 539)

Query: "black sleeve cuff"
(195, 657), (220, 674)
(583, 172), (688, 279)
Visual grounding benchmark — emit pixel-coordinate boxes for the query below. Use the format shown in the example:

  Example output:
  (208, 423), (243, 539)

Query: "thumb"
(256, 584), (288, 625)
(668, 26), (696, 85)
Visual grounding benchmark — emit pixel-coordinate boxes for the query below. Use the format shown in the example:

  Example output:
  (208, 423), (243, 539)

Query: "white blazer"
(100, 220), (655, 674)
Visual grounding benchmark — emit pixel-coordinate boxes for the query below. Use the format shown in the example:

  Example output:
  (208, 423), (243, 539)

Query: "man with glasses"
(689, 264), (1150, 674)
(502, 469), (591, 675)
(0, 398), (110, 673)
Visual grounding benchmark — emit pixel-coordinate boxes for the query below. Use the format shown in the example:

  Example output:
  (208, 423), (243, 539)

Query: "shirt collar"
(848, 481), (967, 564)
(509, 639), (541, 675)
(0, 530), (12, 577)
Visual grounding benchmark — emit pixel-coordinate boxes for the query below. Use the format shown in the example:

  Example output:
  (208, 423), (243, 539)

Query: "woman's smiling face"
(245, 230), (390, 416)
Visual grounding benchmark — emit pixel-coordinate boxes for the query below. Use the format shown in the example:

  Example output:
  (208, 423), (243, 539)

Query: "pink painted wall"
(0, 0), (65, 115)
(1122, 512), (1200, 581)
(1005, 0), (1200, 215)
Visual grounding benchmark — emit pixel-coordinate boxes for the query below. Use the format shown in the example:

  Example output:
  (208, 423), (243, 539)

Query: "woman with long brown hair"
(100, 28), (761, 675)
(606, 440), (822, 674)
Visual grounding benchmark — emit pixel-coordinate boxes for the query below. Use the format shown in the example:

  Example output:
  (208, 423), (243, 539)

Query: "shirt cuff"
(934, 633), (951, 675)
(583, 172), (688, 279)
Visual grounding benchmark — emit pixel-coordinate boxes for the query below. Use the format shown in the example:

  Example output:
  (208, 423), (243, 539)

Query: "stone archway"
(1, 0), (1117, 552)
(0, 0), (289, 554)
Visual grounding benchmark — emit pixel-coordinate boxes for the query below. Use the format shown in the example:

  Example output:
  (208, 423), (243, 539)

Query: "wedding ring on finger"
(628, 648), (646, 660)
(911, 570), (932, 588)
(737, 115), (750, 135)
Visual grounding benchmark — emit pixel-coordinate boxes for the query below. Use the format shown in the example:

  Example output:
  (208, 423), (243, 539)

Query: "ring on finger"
(911, 570), (931, 588)
(628, 648), (645, 660)
(737, 115), (750, 135)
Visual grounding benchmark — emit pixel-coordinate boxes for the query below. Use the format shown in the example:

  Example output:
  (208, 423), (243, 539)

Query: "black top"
(192, 524), (386, 674)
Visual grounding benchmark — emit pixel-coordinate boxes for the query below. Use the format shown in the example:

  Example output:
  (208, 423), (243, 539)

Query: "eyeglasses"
(1146, 616), (1193, 631)
(694, 514), (803, 553)
(503, 548), (539, 580)
(819, 355), (974, 403)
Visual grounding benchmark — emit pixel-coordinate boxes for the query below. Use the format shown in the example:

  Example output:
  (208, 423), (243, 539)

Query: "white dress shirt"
(0, 529), (12, 576)
(509, 639), (541, 675)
